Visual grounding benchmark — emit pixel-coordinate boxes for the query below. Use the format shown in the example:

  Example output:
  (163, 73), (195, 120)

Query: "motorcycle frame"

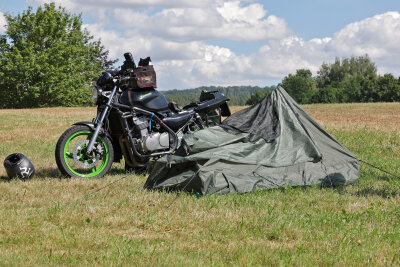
(85, 85), (198, 167)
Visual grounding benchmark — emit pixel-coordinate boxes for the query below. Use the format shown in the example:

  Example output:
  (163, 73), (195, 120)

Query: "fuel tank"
(120, 89), (169, 111)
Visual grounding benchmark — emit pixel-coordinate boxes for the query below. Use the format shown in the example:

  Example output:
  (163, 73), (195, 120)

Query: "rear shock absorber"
(194, 113), (205, 129)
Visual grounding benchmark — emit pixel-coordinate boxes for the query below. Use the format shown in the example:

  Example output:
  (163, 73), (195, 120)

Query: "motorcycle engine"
(142, 132), (170, 152)
(132, 116), (170, 153)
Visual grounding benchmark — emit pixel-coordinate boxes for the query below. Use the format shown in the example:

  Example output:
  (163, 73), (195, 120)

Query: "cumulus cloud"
(32, 0), (289, 42)
(84, 24), (207, 61)
(154, 11), (400, 88)
(29, 0), (220, 12)
(25, 1), (400, 88)
(0, 11), (7, 33)
(112, 2), (289, 42)
(245, 11), (400, 79)
(328, 12), (400, 74)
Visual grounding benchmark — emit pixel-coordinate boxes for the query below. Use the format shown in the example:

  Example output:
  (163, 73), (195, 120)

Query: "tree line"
(162, 86), (274, 106)
(281, 55), (400, 104)
(168, 56), (400, 106)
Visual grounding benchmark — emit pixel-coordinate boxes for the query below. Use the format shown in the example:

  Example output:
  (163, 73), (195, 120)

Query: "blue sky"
(209, 0), (400, 55)
(262, 0), (400, 38)
(0, 0), (399, 89)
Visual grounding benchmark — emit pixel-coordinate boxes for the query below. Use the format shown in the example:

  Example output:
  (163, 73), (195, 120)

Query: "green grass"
(1, 105), (400, 266)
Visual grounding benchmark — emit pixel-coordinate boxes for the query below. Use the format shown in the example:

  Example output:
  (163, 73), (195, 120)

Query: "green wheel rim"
(63, 131), (109, 178)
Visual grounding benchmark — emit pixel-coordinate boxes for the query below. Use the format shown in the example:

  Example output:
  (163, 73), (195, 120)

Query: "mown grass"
(1, 104), (400, 266)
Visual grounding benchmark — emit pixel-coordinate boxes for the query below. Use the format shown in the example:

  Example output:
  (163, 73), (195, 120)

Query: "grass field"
(1, 103), (400, 266)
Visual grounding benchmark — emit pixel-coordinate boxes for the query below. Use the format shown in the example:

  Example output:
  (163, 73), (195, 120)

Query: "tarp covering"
(144, 86), (360, 195)
(221, 94), (281, 142)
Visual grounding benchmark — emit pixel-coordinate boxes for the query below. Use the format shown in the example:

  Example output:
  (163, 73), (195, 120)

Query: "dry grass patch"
(0, 104), (400, 265)
(304, 102), (400, 132)
(231, 102), (400, 132)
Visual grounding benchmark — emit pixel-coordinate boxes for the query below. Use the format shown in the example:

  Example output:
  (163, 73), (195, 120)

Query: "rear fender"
(195, 91), (231, 116)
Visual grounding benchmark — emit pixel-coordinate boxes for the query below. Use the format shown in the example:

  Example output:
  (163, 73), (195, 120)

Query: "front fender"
(73, 121), (112, 140)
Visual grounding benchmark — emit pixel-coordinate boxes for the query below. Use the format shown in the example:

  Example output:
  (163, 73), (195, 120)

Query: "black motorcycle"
(55, 52), (231, 178)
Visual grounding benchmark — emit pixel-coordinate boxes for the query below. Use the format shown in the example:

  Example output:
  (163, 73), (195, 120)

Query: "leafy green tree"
(315, 62), (331, 88)
(376, 74), (400, 102)
(311, 86), (347, 103)
(281, 69), (316, 104)
(340, 73), (378, 103)
(348, 55), (377, 77)
(316, 55), (377, 89)
(0, 3), (113, 108)
(312, 55), (379, 103)
(341, 74), (364, 102)
(360, 75), (379, 102)
(245, 90), (271, 105)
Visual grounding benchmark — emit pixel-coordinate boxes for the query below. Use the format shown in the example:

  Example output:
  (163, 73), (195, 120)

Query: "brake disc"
(72, 140), (104, 168)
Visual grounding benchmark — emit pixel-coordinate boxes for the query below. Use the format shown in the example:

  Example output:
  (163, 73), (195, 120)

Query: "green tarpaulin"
(144, 86), (360, 195)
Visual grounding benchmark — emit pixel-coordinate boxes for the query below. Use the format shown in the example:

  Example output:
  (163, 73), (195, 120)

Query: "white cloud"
(0, 11), (7, 33)
(24, 1), (400, 88)
(32, 0), (289, 42)
(29, 0), (220, 11)
(112, 2), (289, 42)
(247, 11), (400, 79)
(154, 11), (400, 88)
(84, 24), (206, 61)
(217, 1), (266, 23)
(328, 12), (400, 74)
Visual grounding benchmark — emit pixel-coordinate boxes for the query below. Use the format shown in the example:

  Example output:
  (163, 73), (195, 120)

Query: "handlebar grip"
(118, 76), (137, 84)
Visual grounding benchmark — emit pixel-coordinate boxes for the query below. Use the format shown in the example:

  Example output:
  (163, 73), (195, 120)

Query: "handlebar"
(118, 76), (131, 82)
(114, 75), (136, 85)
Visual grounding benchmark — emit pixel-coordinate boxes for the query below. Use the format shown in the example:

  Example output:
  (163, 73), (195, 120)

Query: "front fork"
(86, 86), (117, 155)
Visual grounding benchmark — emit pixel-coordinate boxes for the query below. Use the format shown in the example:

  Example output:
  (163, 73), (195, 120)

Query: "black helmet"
(3, 153), (35, 180)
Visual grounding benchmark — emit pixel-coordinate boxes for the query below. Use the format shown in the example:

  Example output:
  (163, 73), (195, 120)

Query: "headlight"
(91, 86), (102, 105)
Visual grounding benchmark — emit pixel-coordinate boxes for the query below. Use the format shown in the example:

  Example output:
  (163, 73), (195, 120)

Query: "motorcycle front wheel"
(55, 125), (114, 178)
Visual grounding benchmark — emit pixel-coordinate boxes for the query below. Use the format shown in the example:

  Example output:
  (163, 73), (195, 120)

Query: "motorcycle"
(55, 52), (231, 178)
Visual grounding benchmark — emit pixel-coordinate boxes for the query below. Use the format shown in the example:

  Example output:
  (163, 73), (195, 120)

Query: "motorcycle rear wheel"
(55, 125), (114, 178)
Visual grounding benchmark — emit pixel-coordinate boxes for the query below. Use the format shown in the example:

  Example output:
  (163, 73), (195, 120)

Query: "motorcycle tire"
(55, 125), (114, 178)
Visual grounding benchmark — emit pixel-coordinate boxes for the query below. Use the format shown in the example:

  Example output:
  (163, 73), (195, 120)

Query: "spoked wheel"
(55, 125), (114, 178)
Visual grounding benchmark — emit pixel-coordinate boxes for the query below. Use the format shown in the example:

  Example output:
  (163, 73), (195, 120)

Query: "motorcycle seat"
(168, 102), (181, 113)
(163, 110), (195, 131)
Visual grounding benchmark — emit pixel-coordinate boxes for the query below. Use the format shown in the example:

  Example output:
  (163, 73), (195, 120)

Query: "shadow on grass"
(107, 168), (130, 176)
(34, 167), (63, 178)
(353, 187), (400, 199)
(375, 174), (392, 182)
(362, 173), (393, 182)
(36, 167), (148, 179)
(0, 168), (64, 181)
(320, 173), (347, 187)
(0, 166), (148, 182)
(0, 175), (10, 182)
